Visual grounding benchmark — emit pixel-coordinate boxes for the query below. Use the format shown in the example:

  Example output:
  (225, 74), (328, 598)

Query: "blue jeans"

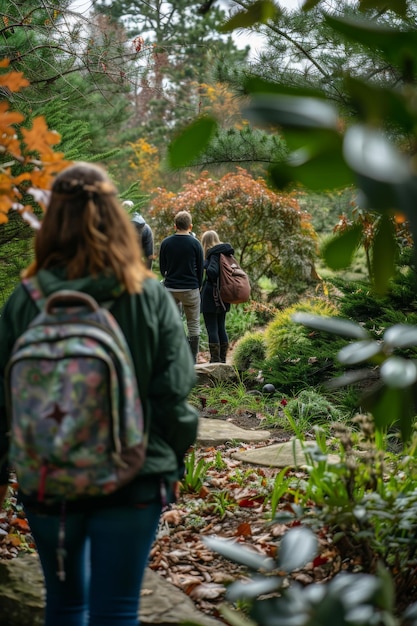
(26, 503), (162, 626)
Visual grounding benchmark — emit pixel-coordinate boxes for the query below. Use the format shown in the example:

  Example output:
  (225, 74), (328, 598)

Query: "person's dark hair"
(174, 210), (192, 231)
(23, 162), (148, 293)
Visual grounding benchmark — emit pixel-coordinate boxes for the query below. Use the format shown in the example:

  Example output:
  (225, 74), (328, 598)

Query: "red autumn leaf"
(313, 555), (329, 567)
(236, 522), (252, 537)
(238, 496), (265, 508)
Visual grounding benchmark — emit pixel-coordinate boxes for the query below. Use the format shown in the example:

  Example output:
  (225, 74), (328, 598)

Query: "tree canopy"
(150, 168), (318, 293)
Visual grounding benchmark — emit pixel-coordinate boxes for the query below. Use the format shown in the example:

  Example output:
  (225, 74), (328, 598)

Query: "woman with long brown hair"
(0, 162), (198, 626)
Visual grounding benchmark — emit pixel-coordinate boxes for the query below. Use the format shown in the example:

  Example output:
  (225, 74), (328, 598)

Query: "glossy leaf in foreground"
(337, 340), (381, 366)
(325, 15), (417, 71)
(384, 324), (417, 349)
(380, 357), (417, 389)
(371, 213), (397, 295)
(277, 527), (318, 572)
(359, 0), (407, 16)
(167, 116), (217, 169)
(344, 76), (414, 132)
(244, 95), (339, 130)
(219, 0), (278, 32)
(292, 313), (368, 339)
(343, 125), (410, 184)
(286, 143), (353, 191)
(330, 573), (381, 606)
(203, 536), (275, 571)
(322, 224), (362, 270)
(302, 0), (323, 10)
(227, 576), (282, 601)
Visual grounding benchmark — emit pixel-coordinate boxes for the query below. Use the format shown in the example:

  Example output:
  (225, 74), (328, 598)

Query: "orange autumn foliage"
(0, 58), (69, 224)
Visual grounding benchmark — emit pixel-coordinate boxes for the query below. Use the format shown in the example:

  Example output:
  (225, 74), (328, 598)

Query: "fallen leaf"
(236, 522), (252, 537)
(189, 582), (226, 600)
(11, 517), (30, 532)
(238, 496), (265, 508)
(162, 509), (183, 525)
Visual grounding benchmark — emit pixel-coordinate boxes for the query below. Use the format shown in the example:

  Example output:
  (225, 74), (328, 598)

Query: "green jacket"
(0, 269), (198, 509)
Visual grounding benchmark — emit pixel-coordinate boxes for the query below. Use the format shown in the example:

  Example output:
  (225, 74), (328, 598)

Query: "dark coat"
(132, 213), (154, 269)
(201, 242), (234, 313)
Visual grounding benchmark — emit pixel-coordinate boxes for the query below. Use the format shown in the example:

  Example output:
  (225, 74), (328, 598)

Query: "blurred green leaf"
(374, 563), (395, 613)
(325, 15), (417, 74)
(363, 387), (404, 432)
(359, 0), (407, 17)
(322, 224), (362, 270)
(384, 324), (417, 349)
(333, 574), (381, 606)
(204, 536), (275, 571)
(344, 77), (415, 132)
(369, 386), (414, 441)
(292, 312), (368, 339)
(227, 576), (282, 602)
(244, 95), (339, 130)
(167, 116), (217, 168)
(403, 601), (417, 620)
(380, 356), (417, 389)
(343, 125), (410, 184)
(302, 0), (323, 9)
(219, 0), (278, 32)
(372, 214), (397, 295)
(287, 147), (353, 191)
(337, 340), (381, 365)
(267, 163), (294, 189)
(277, 527), (318, 572)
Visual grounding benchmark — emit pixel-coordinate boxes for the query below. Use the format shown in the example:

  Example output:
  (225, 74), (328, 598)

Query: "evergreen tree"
(1, 1), (134, 151)
(94, 0), (249, 146)
(228, 0), (417, 118)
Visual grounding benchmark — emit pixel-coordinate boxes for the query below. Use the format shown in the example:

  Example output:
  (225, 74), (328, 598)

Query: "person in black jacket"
(159, 211), (204, 363)
(201, 230), (234, 363)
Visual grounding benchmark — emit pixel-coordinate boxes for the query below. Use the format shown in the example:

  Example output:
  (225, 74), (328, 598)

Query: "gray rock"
(194, 363), (238, 386)
(0, 554), (222, 626)
(232, 439), (340, 467)
(0, 553), (44, 626)
(197, 417), (271, 446)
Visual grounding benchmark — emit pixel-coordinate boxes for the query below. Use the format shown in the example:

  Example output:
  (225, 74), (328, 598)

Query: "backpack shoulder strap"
(22, 276), (46, 311)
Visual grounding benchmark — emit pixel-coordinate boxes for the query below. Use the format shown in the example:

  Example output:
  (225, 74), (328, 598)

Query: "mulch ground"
(0, 410), (343, 622)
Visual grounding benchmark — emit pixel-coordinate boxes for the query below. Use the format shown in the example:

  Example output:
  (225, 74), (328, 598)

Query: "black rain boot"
(188, 335), (199, 364)
(209, 343), (221, 363)
(220, 343), (229, 363)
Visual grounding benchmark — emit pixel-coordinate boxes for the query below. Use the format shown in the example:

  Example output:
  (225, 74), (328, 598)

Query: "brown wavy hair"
(23, 162), (149, 293)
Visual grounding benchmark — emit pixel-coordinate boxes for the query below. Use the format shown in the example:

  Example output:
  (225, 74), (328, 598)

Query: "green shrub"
(232, 331), (266, 371)
(264, 298), (339, 360)
(257, 298), (345, 396)
(285, 389), (346, 425)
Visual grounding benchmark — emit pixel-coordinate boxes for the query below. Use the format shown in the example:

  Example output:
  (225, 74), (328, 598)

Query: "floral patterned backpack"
(5, 277), (146, 505)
